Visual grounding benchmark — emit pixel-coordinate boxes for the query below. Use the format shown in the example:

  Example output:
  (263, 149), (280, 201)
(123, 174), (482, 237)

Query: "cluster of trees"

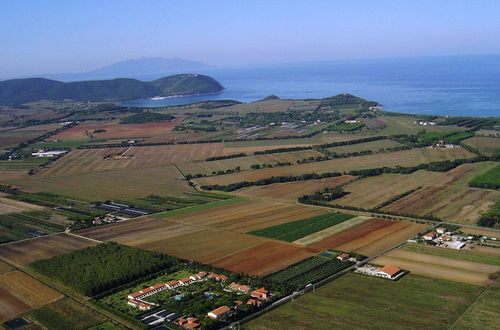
(253, 146), (312, 155)
(250, 162), (291, 170)
(31, 243), (180, 296)
(477, 201), (499, 228)
(438, 117), (499, 129)
(201, 172), (342, 192)
(185, 166), (241, 179)
(120, 112), (174, 124)
(298, 186), (349, 202)
(326, 122), (365, 132)
(296, 155), (329, 164)
(375, 187), (421, 209)
(319, 93), (377, 108)
(468, 165), (500, 190)
(206, 153), (247, 161)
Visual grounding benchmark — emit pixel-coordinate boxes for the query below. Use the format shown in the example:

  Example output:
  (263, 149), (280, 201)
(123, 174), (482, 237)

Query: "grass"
(155, 196), (247, 218)
(247, 273), (484, 330)
(400, 243), (500, 266)
(27, 298), (106, 330)
(451, 286), (500, 329)
(248, 212), (354, 242)
(0, 158), (48, 170)
(469, 164), (500, 189)
(325, 139), (403, 153)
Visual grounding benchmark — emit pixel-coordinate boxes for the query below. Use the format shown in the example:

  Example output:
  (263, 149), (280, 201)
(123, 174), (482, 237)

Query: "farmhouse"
(207, 306), (231, 319)
(377, 265), (403, 279)
(208, 272), (228, 282)
(423, 232), (438, 240)
(250, 287), (269, 300)
(190, 271), (207, 281)
(337, 253), (350, 261)
(436, 227), (447, 234)
(229, 282), (252, 294)
(247, 299), (263, 307)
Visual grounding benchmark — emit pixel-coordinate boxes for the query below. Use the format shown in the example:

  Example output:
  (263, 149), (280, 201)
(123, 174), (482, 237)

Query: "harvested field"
(0, 195), (44, 214)
(463, 136), (500, 155)
(211, 241), (321, 276)
(52, 120), (177, 140)
(235, 175), (355, 202)
(325, 139), (404, 153)
(161, 199), (327, 232)
(0, 271), (63, 308)
(0, 233), (98, 267)
(0, 123), (60, 148)
(247, 273), (484, 330)
(335, 170), (444, 209)
(401, 243), (500, 266)
(135, 229), (268, 264)
(373, 249), (499, 285)
(383, 162), (500, 224)
(0, 260), (13, 274)
(177, 150), (325, 176)
(193, 148), (474, 187)
(0, 289), (31, 323)
(10, 165), (191, 200)
(76, 217), (202, 245)
(459, 227), (500, 238)
(293, 216), (372, 245)
(38, 143), (225, 177)
(311, 219), (426, 256)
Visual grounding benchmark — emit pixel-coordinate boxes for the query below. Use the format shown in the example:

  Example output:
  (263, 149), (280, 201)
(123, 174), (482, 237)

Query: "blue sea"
(121, 54), (500, 117)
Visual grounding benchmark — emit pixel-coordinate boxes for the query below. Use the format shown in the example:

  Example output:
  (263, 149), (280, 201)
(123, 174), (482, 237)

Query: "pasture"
(372, 247), (499, 286)
(27, 298), (106, 330)
(451, 286), (500, 329)
(0, 123), (61, 148)
(9, 165), (191, 200)
(310, 219), (426, 256)
(235, 175), (355, 202)
(0, 233), (98, 267)
(193, 147), (474, 187)
(211, 241), (321, 276)
(383, 162), (500, 224)
(459, 227), (500, 238)
(400, 243), (500, 266)
(463, 136), (500, 155)
(248, 273), (483, 330)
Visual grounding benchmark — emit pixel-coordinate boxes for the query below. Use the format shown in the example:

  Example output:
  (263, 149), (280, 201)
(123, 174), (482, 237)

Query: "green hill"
(0, 74), (224, 105)
(320, 93), (378, 107)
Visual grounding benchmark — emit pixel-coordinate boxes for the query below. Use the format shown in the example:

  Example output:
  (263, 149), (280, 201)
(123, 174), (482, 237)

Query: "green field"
(248, 212), (353, 242)
(469, 164), (500, 189)
(400, 243), (500, 266)
(0, 210), (66, 243)
(155, 196), (246, 218)
(0, 157), (48, 170)
(27, 298), (106, 330)
(325, 139), (403, 154)
(451, 286), (500, 330)
(247, 273), (484, 330)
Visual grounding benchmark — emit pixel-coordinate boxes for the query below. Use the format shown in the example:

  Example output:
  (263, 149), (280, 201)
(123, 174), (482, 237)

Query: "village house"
(228, 282), (252, 294)
(377, 265), (403, 279)
(250, 288), (269, 300)
(247, 299), (263, 307)
(207, 306), (232, 319)
(337, 253), (350, 261)
(208, 272), (228, 282)
(234, 300), (244, 308)
(423, 232), (438, 240)
(166, 280), (181, 289)
(190, 271), (207, 281)
(179, 277), (194, 286)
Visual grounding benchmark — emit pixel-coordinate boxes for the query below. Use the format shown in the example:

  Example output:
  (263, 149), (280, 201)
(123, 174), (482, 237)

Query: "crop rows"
(265, 256), (330, 282)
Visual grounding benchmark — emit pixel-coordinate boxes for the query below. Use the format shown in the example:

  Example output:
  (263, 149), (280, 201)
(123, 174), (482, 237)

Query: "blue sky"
(1, 0), (499, 77)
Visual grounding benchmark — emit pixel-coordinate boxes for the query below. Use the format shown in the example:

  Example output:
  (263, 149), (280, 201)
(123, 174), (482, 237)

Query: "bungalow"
(337, 253), (350, 261)
(127, 299), (139, 308)
(207, 306), (231, 319)
(179, 277), (194, 286)
(190, 271), (207, 281)
(127, 292), (144, 300)
(138, 302), (153, 311)
(423, 232), (438, 240)
(234, 300), (244, 308)
(208, 272), (228, 282)
(250, 288), (269, 300)
(247, 299), (263, 307)
(377, 265), (403, 279)
(229, 282), (252, 294)
(436, 227), (447, 234)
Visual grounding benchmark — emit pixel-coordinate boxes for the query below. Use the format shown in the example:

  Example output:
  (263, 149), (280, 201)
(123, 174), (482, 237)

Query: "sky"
(1, 0), (500, 78)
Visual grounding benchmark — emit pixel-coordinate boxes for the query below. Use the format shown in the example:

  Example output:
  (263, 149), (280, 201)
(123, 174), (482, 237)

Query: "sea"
(121, 54), (500, 117)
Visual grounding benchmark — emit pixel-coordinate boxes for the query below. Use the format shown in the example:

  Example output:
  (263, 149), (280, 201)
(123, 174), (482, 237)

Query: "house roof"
(423, 232), (436, 237)
(184, 323), (200, 329)
(209, 305), (231, 316)
(167, 280), (179, 286)
(379, 265), (402, 276)
(129, 292), (143, 298)
(151, 283), (164, 289)
(253, 287), (268, 294)
(179, 277), (191, 282)
(338, 253), (350, 259)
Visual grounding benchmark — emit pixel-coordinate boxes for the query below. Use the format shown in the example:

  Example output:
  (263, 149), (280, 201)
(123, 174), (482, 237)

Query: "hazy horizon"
(1, 0), (500, 78)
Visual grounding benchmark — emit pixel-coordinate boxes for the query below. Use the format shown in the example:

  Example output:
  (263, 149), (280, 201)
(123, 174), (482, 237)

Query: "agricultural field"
(469, 164), (500, 189)
(211, 241), (321, 276)
(325, 138), (404, 153)
(192, 147), (474, 187)
(372, 245), (500, 285)
(248, 212), (354, 242)
(247, 273), (484, 330)
(463, 136), (500, 155)
(459, 227), (500, 238)
(26, 298), (106, 330)
(178, 149), (325, 176)
(401, 243), (500, 266)
(158, 199), (327, 232)
(0, 210), (67, 243)
(8, 165), (191, 200)
(0, 195), (44, 214)
(0, 123), (61, 148)
(451, 285), (500, 329)
(382, 162), (500, 223)
(235, 175), (355, 202)
(334, 170), (444, 209)
(310, 219), (426, 256)
(0, 233), (98, 267)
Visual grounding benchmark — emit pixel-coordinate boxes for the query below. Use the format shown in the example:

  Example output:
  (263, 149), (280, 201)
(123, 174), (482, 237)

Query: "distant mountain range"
(34, 57), (212, 82)
(0, 74), (224, 105)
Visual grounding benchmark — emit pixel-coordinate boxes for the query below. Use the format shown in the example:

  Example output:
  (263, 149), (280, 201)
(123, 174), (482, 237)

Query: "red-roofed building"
(207, 306), (231, 319)
(337, 253), (350, 261)
(377, 265), (403, 279)
(179, 277), (194, 286)
(423, 232), (437, 240)
(229, 282), (252, 293)
(208, 272), (228, 282)
(247, 299), (263, 307)
(166, 280), (181, 289)
(250, 288), (269, 300)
